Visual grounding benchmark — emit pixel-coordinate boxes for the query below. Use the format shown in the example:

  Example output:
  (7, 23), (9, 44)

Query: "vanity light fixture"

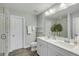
(67, 3), (76, 7)
(49, 8), (56, 14)
(45, 3), (76, 16)
(60, 3), (76, 9)
(60, 3), (67, 9)
(45, 8), (56, 16)
(70, 3), (76, 5)
(45, 11), (50, 16)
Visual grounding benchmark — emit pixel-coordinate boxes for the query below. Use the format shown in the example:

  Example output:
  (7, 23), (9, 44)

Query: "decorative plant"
(51, 24), (63, 36)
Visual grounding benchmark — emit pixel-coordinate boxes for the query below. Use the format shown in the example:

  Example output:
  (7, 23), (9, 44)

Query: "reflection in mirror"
(71, 13), (79, 44)
(50, 15), (68, 38)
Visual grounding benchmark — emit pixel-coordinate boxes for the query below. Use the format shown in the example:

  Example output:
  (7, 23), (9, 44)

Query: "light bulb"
(60, 3), (67, 9)
(49, 8), (55, 14)
(45, 11), (49, 16)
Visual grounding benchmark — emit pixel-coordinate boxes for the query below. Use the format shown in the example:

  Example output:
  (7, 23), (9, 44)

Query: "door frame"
(0, 8), (8, 55)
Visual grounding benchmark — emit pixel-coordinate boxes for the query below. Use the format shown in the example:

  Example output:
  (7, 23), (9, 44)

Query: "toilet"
(30, 42), (37, 51)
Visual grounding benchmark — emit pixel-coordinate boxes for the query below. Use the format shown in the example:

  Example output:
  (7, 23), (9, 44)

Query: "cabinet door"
(37, 39), (41, 55)
(41, 44), (48, 56)
(48, 47), (56, 56)
(48, 43), (64, 56)
(37, 39), (48, 56)
(48, 43), (57, 56)
(48, 46), (58, 56)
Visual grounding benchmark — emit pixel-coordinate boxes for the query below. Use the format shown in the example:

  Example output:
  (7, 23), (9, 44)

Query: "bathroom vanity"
(37, 37), (79, 56)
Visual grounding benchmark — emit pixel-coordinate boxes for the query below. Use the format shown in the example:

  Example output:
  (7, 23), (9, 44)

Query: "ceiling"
(46, 4), (79, 19)
(0, 3), (55, 15)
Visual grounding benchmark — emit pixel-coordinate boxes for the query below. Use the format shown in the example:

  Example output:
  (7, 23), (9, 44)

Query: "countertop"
(37, 36), (79, 56)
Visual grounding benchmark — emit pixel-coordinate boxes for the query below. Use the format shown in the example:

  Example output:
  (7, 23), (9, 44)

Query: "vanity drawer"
(37, 38), (48, 56)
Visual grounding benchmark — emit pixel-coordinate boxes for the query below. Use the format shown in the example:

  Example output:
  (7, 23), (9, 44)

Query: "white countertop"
(37, 36), (79, 55)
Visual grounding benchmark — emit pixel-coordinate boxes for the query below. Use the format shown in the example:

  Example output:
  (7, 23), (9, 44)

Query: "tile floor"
(8, 48), (38, 56)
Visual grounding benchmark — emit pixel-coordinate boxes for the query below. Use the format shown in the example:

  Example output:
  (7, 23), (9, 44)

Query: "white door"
(0, 13), (6, 55)
(10, 15), (23, 52)
(41, 45), (48, 56)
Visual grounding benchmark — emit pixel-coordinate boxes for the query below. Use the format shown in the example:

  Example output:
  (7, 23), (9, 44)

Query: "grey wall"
(37, 14), (46, 36)
(24, 14), (37, 48)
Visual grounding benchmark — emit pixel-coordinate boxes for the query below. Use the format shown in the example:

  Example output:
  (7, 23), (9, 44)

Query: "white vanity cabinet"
(47, 43), (63, 56)
(37, 39), (48, 56)
(37, 38), (77, 56)
(47, 46), (60, 56)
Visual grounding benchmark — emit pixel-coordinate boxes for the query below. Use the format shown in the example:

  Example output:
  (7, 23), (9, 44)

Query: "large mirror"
(40, 3), (79, 43)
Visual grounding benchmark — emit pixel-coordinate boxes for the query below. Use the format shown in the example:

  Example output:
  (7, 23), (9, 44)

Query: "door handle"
(12, 34), (15, 37)
(1, 34), (6, 39)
